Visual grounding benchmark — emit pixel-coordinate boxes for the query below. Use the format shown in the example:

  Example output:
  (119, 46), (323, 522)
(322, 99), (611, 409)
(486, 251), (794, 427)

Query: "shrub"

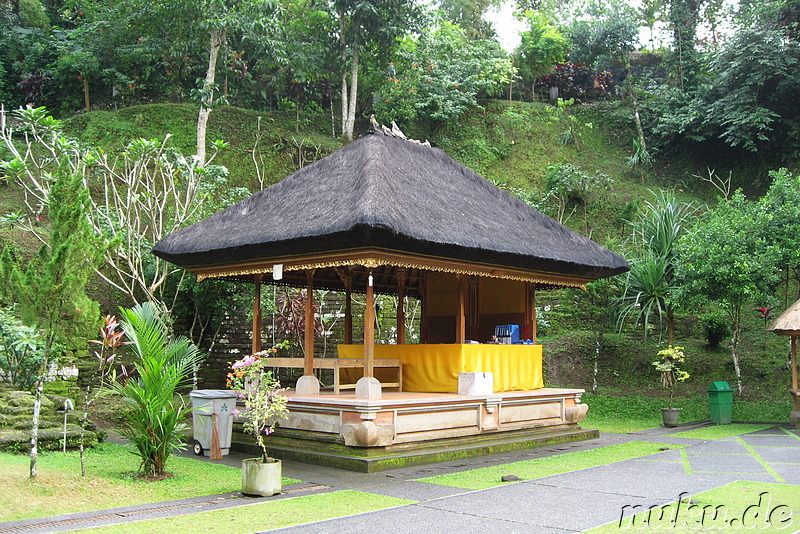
(702, 313), (731, 348)
(113, 303), (204, 478)
(0, 307), (46, 390)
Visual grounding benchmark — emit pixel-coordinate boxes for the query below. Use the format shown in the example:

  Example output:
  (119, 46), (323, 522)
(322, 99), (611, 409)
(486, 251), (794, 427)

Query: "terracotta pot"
(661, 407), (681, 427)
(241, 457), (281, 497)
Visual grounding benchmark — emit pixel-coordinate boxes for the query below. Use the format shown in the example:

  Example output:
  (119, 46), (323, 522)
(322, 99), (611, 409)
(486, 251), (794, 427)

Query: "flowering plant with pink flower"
(227, 345), (289, 462)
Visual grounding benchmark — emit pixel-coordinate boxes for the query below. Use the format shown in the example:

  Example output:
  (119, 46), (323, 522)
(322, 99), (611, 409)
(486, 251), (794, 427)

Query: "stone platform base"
(230, 387), (595, 471)
(232, 424), (599, 472)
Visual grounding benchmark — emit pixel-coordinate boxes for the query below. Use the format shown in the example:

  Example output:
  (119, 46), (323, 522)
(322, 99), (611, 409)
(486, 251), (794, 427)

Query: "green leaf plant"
(113, 303), (205, 479)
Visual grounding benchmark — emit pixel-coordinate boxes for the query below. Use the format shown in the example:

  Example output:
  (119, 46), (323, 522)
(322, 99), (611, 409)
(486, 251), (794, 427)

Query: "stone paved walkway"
(2, 424), (798, 534)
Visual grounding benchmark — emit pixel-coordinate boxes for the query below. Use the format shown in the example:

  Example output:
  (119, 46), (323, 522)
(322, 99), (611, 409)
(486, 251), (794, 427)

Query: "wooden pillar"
(304, 270), (315, 376)
(364, 271), (375, 377)
(793, 336), (798, 411)
(396, 268), (407, 345)
(420, 272), (428, 344)
(252, 275), (263, 354)
(455, 275), (466, 344)
(529, 282), (538, 344)
(345, 276), (353, 345)
(335, 267), (354, 344)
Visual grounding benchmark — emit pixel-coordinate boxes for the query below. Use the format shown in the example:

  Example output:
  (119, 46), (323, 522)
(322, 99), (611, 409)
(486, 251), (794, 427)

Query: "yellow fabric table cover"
(337, 344), (543, 393)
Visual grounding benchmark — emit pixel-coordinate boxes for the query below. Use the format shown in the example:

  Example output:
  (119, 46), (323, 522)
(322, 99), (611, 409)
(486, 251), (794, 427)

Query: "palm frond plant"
(619, 191), (701, 344)
(113, 302), (205, 478)
(626, 137), (654, 182)
(617, 251), (675, 342)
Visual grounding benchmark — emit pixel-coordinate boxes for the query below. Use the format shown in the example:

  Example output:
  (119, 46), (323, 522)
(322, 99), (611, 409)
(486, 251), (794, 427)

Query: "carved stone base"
(295, 375), (320, 395)
(355, 377), (382, 399)
(565, 403), (589, 424)
(340, 421), (395, 447)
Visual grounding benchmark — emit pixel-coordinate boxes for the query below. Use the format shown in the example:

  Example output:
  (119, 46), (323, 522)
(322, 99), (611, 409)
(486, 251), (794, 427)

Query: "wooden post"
(420, 272), (428, 344)
(364, 271), (375, 377)
(345, 275), (353, 345)
(304, 270), (315, 376)
(793, 336), (798, 411)
(335, 267), (354, 344)
(530, 283), (538, 344)
(456, 275), (466, 344)
(252, 275), (262, 354)
(396, 268), (407, 344)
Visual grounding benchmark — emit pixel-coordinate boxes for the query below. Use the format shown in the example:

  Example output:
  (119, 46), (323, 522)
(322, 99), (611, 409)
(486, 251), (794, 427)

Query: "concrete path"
(268, 424), (800, 534)
(2, 424), (798, 534)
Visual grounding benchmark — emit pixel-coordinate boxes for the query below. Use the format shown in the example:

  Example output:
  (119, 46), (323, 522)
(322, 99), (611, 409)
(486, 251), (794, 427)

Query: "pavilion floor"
(231, 387), (597, 472)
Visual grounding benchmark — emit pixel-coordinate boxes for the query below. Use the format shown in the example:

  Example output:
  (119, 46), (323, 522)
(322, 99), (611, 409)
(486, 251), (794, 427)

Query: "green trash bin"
(708, 381), (733, 424)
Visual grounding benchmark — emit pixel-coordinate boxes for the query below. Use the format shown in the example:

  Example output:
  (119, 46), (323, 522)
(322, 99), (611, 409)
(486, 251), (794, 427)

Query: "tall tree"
(668, 0), (704, 90)
(194, 0), (279, 165)
(438, 0), (499, 39)
(677, 192), (781, 394)
(702, 26), (800, 153)
(373, 20), (514, 133)
(334, 0), (423, 141)
(515, 11), (569, 99)
(564, 0), (639, 72)
(0, 169), (103, 478)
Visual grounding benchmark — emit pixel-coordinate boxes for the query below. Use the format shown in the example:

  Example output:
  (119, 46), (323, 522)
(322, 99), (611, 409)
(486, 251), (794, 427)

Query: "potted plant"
(652, 345), (690, 427)
(227, 345), (289, 497)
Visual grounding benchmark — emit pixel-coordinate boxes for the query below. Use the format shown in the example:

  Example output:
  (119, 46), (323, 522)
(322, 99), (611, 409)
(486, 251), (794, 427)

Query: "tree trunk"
(196, 28), (226, 167)
(340, 72), (348, 139)
(667, 306), (675, 347)
(29, 372), (45, 478)
(343, 48), (359, 142)
(339, 12), (347, 139)
(731, 304), (743, 394)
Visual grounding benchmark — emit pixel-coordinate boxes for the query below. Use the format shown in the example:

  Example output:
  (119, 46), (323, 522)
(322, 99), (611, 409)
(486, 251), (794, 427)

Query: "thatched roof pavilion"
(154, 130), (628, 294)
(153, 128), (628, 398)
(770, 298), (800, 422)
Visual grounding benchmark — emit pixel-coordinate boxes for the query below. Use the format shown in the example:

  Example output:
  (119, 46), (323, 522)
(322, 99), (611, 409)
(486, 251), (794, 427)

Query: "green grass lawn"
(581, 393), (791, 434)
(417, 441), (683, 490)
(0, 442), (299, 522)
(587, 481), (800, 533)
(72, 490), (415, 534)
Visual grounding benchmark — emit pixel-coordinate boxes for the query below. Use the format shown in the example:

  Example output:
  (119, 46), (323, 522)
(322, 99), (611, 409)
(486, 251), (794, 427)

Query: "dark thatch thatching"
(153, 130), (628, 287)
(770, 298), (800, 335)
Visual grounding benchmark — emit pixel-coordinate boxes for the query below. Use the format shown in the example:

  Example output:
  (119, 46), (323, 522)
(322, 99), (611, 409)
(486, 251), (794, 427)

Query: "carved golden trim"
(192, 249), (589, 289)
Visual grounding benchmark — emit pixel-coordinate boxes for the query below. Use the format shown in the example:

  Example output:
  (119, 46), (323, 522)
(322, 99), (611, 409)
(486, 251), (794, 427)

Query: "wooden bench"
(265, 357), (402, 394)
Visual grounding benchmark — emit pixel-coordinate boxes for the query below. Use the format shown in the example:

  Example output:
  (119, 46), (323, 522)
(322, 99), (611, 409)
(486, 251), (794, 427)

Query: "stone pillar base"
(295, 375), (320, 396)
(340, 421), (395, 446)
(565, 403), (589, 424)
(790, 410), (800, 429)
(356, 377), (382, 399)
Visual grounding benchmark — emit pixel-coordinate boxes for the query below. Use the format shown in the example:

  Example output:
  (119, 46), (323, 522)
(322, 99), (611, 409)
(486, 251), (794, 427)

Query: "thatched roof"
(770, 298), (800, 335)
(153, 130), (628, 290)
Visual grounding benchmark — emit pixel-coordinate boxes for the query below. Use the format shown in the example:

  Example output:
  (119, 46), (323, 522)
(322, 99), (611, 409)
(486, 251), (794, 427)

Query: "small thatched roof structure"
(770, 299), (800, 336)
(153, 129), (628, 293)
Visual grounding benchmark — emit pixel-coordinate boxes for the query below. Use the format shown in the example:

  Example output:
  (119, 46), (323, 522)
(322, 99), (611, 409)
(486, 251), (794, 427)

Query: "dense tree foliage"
(373, 20), (513, 132)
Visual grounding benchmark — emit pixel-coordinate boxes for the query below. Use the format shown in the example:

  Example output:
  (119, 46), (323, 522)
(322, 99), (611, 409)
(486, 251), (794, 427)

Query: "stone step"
(231, 425), (598, 472)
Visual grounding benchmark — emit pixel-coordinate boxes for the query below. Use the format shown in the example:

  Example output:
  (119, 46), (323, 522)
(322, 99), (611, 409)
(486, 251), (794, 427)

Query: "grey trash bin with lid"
(189, 389), (238, 457)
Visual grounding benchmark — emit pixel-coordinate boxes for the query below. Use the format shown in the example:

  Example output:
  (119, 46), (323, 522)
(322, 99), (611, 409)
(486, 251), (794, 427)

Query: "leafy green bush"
(702, 313), (731, 348)
(113, 303), (204, 478)
(0, 307), (46, 390)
